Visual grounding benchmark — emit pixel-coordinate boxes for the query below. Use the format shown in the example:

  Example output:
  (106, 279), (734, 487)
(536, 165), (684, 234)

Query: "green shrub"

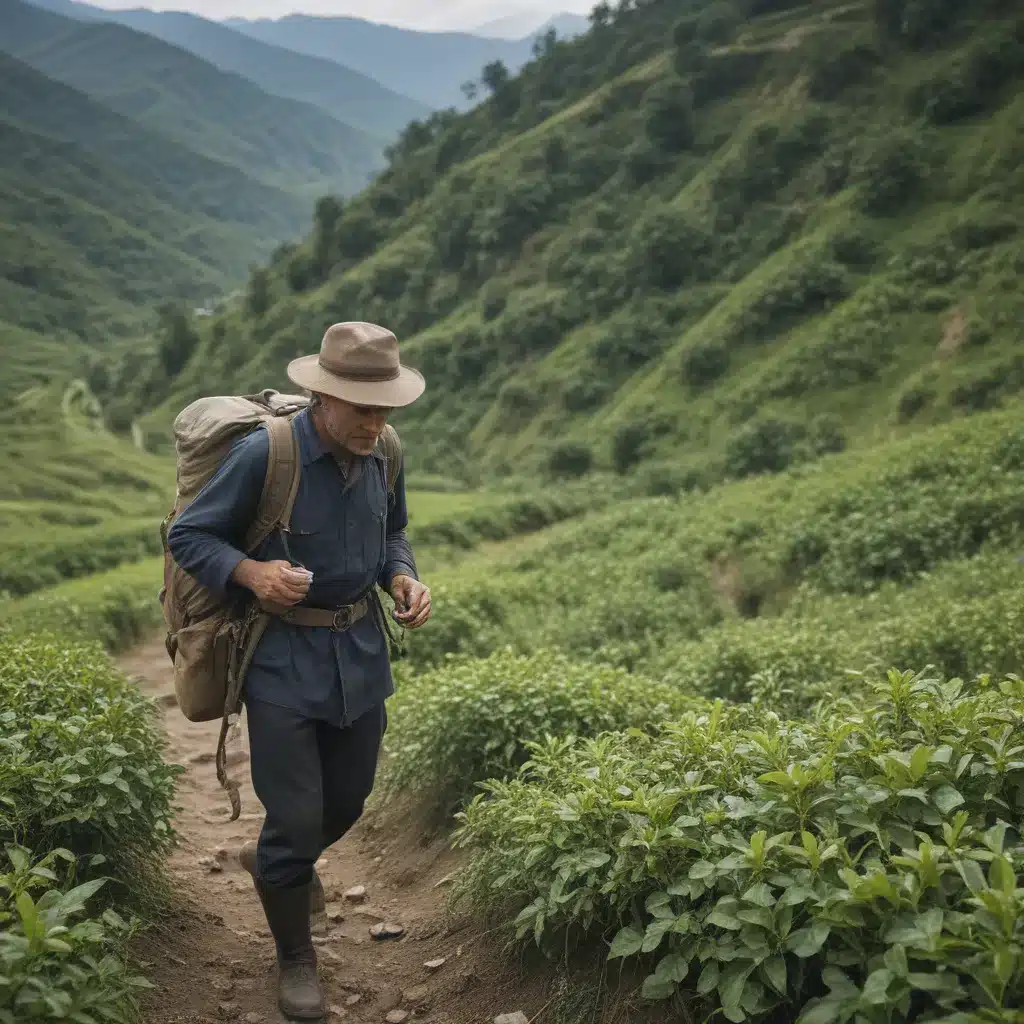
(644, 78), (696, 152)
(0, 631), (180, 864)
(855, 128), (931, 216)
(725, 416), (805, 478)
(452, 670), (1024, 1020)
(0, 559), (165, 653)
(683, 340), (730, 390)
(547, 443), (594, 479)
(0, 844), (153, 1022)
(381, 649), (705, 810)
(807, 39), (879, 101)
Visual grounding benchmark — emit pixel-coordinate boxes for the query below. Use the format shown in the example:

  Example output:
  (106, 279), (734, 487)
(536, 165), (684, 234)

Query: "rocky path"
(119, 638), (551, 1024)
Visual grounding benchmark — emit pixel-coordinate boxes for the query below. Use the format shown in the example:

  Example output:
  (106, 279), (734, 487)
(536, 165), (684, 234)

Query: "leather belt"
(259, 597), (369, 632)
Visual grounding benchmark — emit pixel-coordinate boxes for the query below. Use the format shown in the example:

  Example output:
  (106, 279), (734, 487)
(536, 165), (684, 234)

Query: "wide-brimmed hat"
(287, 322), (425, 408)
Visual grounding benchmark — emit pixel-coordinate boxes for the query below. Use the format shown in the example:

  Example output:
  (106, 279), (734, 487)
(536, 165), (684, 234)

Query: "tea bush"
(381, 649), (705, 810)
(0, 559), (165, 653)
(453, 670), (1024, 1021)
(0, 631), (180, 865)
(0, 844), (152, 1022)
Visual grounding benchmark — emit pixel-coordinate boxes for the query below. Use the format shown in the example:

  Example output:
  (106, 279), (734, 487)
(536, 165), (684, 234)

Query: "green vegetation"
(383, 649), (707, 811)
(1, 0), (384, 199)
(0, 385), (173, 600)
(0, 630), (180, 1020)
(118, 0), (1023, 488)
(452, 670), (1024, 1019)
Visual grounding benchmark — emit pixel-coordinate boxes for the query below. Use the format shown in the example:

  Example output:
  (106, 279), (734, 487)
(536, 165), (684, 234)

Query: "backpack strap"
(244, 414), (301, 552)
(376, 424), (403, 498)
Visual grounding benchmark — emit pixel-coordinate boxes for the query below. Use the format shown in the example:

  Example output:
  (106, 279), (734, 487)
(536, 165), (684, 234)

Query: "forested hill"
(0, 0), (385, 199)
(0, 49), (307, 349)
(125, 0), (1023, 488)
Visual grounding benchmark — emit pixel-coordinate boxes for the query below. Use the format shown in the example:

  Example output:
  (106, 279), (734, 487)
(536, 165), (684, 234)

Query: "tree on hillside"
(157, 305), (199, 379)
(589, 2), (612, 28)
(481, 60), (510, 95)
(311, 195), (344, 281)
(247, 266), (271, 318)
(532, 27), (558, 60)
(461, 80), (479, 103)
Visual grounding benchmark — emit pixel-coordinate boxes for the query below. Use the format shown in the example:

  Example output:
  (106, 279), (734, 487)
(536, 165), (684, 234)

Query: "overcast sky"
(88, 0), (597, 30)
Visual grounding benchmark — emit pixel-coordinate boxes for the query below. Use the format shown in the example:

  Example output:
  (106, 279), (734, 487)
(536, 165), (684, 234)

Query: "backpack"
(158, 389), (402, 725)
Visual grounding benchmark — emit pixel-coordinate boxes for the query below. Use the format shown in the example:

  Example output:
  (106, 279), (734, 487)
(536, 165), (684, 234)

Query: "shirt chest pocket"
(286, 462), (386, 578)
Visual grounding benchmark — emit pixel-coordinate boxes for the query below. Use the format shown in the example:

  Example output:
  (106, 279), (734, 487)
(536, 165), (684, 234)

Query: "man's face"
(316, 393), (391, 456)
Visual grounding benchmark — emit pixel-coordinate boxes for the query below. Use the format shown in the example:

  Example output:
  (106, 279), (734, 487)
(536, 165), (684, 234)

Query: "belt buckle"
(331, 607), (352, 631)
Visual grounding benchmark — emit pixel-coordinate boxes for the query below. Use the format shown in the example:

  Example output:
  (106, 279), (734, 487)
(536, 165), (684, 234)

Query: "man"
(167, 322), (431, 1019)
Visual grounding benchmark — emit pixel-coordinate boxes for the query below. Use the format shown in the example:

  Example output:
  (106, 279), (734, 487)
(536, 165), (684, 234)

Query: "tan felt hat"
(287, 322), (425, 408)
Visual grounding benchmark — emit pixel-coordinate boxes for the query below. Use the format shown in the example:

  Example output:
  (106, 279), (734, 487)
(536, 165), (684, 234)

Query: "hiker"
(166, 322), (430, 1020)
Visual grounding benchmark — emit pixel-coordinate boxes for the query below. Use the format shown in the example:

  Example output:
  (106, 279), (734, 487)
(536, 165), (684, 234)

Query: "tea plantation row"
(0, 631), (180, 1020)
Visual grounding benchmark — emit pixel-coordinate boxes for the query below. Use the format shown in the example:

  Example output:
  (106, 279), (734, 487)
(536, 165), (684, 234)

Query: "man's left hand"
(390, 575), (431, 629)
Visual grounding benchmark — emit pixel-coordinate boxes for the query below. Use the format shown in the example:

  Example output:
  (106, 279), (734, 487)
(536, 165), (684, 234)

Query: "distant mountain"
(1, 0), (384, 199)
(25, 0), (429, 139)
(473, 10), (588, 40)
(0, 50), (299, 347)
(222, 12), (582, 109)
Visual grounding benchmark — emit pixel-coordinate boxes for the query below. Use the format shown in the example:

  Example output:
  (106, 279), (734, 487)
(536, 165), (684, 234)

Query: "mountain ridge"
(2, 0), (385, 198)
(24, 0), (431, 138)
(222, 10), (585, 108)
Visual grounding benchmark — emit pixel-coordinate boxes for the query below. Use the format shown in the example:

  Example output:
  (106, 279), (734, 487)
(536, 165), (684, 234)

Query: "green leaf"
(720, 961), (755, 1010)
(957, 858), (987, 894)
(910, 745), (932, 780)
(762, 954), (787, 995)
(689, 860), (715, 880)
(608, 926), (644, 959)
(743, 883), (775, 907)
(642, 917), (674, 953)
(994, 947), (1014, 985)
(798, 999), (842, 1024)
(43, 938), (73, 954)
(787, 922), (830, 958)
(932, 784), (965, 816)
(641, 974), (677, 1000)
(697, 960), (720, 995)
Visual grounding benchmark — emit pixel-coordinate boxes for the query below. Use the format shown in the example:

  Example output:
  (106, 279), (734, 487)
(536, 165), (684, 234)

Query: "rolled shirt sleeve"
(167, 429), (269, 597)
(379, 463), (418, 590)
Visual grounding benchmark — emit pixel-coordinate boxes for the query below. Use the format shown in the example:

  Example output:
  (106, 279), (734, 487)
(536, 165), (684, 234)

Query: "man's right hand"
(231, 559), (311, 607)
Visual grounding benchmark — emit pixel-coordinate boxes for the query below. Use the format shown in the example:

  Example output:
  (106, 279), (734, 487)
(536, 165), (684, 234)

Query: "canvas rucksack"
(157, 389), (402, 815)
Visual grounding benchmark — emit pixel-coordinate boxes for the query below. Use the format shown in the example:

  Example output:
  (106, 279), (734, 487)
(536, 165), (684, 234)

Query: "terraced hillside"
(126, 0), (1022, 489)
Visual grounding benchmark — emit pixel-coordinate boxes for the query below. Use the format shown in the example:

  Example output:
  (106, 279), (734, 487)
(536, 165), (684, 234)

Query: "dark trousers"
(245, 697), (387, 888)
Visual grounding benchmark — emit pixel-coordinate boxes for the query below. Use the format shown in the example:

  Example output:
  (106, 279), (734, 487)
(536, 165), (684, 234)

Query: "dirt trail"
(119, 638), (552, 1024)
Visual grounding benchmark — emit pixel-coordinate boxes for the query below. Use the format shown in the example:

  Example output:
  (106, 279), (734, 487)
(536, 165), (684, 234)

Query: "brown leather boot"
(254, 880), (325, 1020)
(239, 841), (327, 937)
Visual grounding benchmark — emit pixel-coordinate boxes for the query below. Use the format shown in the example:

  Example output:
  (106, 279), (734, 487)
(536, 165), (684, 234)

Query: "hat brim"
(286, 355), (425, 408)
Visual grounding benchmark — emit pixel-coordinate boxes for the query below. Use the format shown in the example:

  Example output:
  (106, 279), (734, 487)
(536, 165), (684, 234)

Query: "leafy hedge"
(453, 669), (1024, 1022)
(382, 648), (705, 810)
(0, 631), (180, 1020)
(0, 559), (165, 655)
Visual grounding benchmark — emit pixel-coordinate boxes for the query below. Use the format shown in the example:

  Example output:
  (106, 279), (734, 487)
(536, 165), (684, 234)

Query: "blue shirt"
(166, 407), (418, 727)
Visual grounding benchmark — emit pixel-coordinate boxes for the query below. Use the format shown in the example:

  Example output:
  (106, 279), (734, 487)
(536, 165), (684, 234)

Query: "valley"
(2, 1), (1024, 1022)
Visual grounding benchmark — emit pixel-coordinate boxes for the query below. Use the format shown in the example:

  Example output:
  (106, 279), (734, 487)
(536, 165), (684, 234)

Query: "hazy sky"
(88, 0), (597, 30)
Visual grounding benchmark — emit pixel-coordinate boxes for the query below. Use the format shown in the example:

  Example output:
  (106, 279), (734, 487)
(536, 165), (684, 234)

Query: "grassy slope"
(0, 0), (383, 199)
(138, 1), (1024, 484)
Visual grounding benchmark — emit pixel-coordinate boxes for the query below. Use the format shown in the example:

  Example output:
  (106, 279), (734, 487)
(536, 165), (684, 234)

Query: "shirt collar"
(294, 407), (384, 466)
